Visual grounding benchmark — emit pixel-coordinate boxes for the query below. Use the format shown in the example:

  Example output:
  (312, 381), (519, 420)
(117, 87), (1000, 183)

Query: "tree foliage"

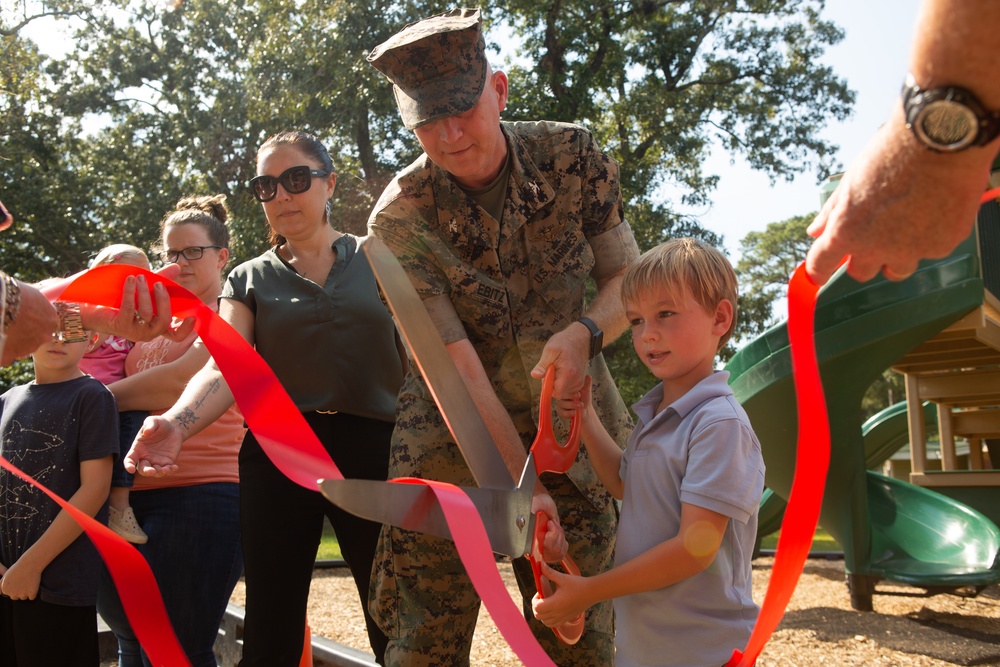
(2, 0), (854, 397)
(3, 0), (851, 264)
(494, 0), (853, 241)
(735, 212), (813, 343)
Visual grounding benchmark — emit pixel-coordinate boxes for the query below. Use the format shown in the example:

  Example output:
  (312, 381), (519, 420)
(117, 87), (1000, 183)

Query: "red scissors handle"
(530, 366), (583, 474)
(526, 366), (586, 644)
(529, 511), (585, 645)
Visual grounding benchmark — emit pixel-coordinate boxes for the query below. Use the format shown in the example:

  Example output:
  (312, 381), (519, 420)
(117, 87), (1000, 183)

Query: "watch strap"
(577, 316), (603, 360)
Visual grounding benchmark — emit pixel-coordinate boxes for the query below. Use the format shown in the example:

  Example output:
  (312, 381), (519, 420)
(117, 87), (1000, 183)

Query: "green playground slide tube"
(728, 230), (1000, 609)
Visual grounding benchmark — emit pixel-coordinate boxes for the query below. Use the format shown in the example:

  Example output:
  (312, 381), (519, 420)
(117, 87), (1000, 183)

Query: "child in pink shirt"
(79, 244), (151, 544)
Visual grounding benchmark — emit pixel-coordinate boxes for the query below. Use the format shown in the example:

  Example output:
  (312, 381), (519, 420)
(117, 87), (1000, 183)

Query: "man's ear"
(491, 70), (509, 114)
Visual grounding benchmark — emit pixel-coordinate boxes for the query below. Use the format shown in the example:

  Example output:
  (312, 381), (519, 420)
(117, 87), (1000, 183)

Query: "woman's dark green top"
(221, 233), (402, 422)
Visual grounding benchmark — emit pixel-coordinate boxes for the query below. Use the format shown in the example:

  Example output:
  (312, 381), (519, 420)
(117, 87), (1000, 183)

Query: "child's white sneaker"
(109, 506), (148, 544)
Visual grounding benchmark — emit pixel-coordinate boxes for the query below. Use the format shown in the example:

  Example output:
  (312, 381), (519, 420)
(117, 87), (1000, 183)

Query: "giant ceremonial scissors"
(319, 237), (585, 644)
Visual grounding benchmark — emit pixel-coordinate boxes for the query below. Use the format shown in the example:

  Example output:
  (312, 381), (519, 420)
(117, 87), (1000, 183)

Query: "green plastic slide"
(727, 230), (1000, 610)
(755, 400), (938, 545)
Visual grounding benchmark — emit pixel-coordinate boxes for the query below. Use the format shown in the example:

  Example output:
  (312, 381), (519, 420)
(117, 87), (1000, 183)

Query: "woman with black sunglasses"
(125, 131), (404, 666)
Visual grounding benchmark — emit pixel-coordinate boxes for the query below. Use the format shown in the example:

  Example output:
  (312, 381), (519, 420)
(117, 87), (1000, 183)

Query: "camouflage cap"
(367, 8), (487, 130)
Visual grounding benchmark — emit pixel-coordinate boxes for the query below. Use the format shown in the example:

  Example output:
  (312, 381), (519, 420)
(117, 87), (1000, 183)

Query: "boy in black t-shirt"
(0, 328), (118, 666)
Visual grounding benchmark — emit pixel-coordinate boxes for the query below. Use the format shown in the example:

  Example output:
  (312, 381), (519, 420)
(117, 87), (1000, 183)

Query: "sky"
(21, 1), (923, 262)
(689, 0), (923, 260)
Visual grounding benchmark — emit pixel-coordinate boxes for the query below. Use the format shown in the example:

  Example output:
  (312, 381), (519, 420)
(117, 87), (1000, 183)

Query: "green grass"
(316, 520), (343, 561)
(758, 526), (839, 552)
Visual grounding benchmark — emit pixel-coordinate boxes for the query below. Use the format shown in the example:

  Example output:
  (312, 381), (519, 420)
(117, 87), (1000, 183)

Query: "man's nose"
(437, 116), (463, 142)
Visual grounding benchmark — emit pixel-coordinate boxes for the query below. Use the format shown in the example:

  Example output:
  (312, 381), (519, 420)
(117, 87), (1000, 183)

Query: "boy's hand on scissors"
(555, 375), (592, 420)
(531, 561), (590, 627)
(531, 492), (569, 562)
(541, 517), (569, 563)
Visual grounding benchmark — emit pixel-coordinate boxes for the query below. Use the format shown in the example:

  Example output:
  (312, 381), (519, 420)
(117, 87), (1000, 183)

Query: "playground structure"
(728, 197), (1000, 611)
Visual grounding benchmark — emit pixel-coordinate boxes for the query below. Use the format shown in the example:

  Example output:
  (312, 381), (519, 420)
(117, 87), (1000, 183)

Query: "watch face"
(915, 99), (980, 151)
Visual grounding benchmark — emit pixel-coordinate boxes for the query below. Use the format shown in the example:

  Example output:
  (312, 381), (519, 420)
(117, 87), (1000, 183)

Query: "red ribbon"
(44, 265), (557, 666)
(0, 455), (191, 666)
(726, 264), (829, 666)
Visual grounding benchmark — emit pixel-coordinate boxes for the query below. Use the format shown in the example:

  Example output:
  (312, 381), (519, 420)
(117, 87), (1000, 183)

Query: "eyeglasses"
(248, 165), (329, 202)
(159, 245), (223, 263)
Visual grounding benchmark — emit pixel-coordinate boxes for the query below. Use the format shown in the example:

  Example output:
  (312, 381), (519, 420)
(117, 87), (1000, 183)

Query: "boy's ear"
(713, 299), (734, 334)
(85, 331), (101, 352)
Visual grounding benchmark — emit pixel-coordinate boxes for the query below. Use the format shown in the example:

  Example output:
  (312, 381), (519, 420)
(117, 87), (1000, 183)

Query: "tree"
(861, 370), (906, 422)
(735, 212), (813, 344)
(2, 0), (856, 395)
(492, 0), (854, 250)
(10, 0), (854, 260)
(1, 8), (96, 280)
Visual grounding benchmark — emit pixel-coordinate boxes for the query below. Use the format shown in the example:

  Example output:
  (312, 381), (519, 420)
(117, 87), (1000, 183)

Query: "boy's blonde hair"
(91, 244), (150, 270)
(621, 237), (739, 349)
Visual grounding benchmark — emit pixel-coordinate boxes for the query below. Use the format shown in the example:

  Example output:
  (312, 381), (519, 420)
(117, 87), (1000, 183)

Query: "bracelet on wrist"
(53, 301), (88, 343)
(2, 273), (21, 333)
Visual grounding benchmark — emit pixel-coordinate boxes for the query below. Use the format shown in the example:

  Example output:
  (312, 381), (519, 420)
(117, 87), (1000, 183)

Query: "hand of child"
(540, 518), (569, 563)
(0, 558), (42, 601)
(530, 493), (569, 563)
(124, 415), (183, 477)
(555, 374), (592, 420)
(530, 561), (590, 627)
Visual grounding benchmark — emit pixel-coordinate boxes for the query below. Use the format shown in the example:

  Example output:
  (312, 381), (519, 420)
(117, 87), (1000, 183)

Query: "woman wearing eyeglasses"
(96, 195), (246, 667)
(125, 131), (404, 666)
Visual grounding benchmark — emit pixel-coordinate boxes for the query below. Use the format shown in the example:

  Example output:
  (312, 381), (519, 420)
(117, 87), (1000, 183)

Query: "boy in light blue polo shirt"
(532, 237), (765, 667)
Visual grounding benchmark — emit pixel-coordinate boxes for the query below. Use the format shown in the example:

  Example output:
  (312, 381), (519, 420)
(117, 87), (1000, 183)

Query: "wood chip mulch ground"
(225, 556), (1000, 666)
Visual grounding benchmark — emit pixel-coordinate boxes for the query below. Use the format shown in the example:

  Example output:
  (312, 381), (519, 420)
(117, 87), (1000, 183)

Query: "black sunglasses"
(159, 245), (223, 263)
(248, 165), (329, 202)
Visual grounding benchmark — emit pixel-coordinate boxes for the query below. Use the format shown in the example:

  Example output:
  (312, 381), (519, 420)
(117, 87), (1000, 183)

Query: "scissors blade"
(319, 478), (535, 557)
(362, 237), (514, 491)
(319, 478), (450, 541)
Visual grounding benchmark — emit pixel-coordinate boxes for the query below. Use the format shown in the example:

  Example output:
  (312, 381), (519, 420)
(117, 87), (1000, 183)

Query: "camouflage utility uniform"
(368, 120), (639, 666)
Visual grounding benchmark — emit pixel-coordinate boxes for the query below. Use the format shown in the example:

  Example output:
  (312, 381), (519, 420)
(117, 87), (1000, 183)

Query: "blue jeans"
(96, 482), (243, 667)
(111, 410), (147, 488)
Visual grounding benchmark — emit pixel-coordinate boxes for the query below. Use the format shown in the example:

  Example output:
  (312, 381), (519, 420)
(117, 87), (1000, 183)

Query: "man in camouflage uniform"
(366, 8), (640, 665)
